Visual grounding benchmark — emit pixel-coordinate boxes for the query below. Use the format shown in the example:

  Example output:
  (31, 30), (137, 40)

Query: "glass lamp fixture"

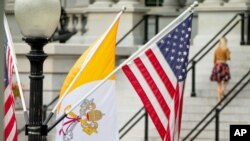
(15, 0), (61, 38)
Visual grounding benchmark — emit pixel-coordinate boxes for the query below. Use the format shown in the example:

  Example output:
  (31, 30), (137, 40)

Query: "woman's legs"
(217, 81), (229, 103)
(221, 80), (229, 96)
(217, 82), (223, 102)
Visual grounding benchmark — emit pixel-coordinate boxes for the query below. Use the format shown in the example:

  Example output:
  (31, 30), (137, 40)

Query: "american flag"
(4, 27), (18, 141)
(122, 14), (193, 141)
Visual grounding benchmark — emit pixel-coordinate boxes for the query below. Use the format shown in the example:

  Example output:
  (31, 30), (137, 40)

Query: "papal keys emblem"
(59, 99), (104, 141)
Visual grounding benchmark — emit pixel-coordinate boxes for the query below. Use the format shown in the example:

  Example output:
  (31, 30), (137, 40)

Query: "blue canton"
(157, 14), (193, 81)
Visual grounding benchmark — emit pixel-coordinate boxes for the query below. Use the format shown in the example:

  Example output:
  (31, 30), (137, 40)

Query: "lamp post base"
(24, 38), (48, 141)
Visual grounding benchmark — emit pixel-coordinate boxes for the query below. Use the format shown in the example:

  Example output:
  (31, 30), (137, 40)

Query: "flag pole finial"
(191, 1), (199, 10)
(122, 6), (126, 13)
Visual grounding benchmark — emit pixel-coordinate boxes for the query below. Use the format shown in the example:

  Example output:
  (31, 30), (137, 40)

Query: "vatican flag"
(56, 11), (121, 141)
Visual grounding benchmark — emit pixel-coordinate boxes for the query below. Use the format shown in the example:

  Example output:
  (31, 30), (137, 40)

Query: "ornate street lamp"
(14, 0), (61, 141)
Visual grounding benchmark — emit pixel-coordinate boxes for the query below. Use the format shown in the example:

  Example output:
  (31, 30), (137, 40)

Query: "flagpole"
(0, 1), (5, 140)
(48, 1), (199, 131)
(4, 15), (29, 124)
(43, 7), (126, 125)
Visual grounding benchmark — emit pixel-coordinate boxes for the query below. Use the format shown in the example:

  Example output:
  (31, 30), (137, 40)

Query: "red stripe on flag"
(13, 128), (18, 141)
(134, 57), (170, 119)
(165, 124), (171, 141)
(178, 82), (185, 140)
(145, 49), (176, 98)
(122, 65), (166, 139)
(174, 84), (180, 124)
(4, 94), (13, 115)
(4, 114), (16, 141)
(173, 84), (180, 140)
(164, 84), (180, 141)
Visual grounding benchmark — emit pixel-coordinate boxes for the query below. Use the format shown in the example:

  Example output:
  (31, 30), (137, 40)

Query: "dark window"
(145, 0), (163, 6)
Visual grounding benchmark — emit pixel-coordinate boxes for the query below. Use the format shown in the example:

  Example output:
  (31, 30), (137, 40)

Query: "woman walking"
(210, 37), (231, 103)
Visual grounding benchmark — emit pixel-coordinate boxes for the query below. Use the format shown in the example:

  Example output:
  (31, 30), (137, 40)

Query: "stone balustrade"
(65, 8), (87, 35)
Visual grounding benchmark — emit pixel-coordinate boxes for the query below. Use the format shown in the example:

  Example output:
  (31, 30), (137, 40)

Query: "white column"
(67, 14), (75, 32)
(65, 9), (87, 43)
(92, 0), (114, 6)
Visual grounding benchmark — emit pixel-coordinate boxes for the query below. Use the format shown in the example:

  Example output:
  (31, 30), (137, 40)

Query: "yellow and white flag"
(56, 12), (121, 141)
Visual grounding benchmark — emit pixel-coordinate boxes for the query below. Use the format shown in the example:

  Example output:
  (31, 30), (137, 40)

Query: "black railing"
(247, 13), (250, 44)
(119, 107), (146, 139)
(240, 13), (246, 45)
(240, 12), (250, 45)
(183, 70), (250, 141)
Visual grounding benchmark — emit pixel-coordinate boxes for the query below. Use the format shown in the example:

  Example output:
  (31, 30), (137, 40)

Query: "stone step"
(183, 97), (250, 106)
(181, 120), (250, 131)
(184, 88), (250, 98)
(180, 129), (230, 141)
(190, 70), (249, 79)
(185, 80), (250, 93)
(184, 89), (249, 99)
(183, 104), (250, 114)
(182, 111), (249, 122)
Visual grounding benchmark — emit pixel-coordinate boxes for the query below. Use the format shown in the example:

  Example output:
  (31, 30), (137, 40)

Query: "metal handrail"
(119, 111), (146, 139)
(183, 70), (250, 140)
(119, 107), (144, 133)
(190, 74), (250, 141)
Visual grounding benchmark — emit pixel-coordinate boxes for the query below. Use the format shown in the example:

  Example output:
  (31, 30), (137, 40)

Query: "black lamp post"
(24, 38), (48, 141)
(14, 0), (61, 141)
